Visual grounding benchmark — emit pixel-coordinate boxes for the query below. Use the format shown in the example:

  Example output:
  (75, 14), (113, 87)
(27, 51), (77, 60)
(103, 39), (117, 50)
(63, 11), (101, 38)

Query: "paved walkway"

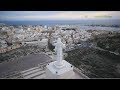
(0, 66), (89, 79)
(0, 53), (53, 77)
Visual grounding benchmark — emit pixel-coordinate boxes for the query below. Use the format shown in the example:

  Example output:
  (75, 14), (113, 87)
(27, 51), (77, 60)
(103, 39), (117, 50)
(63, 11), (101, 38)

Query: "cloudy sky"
(0, 11), (120, 21)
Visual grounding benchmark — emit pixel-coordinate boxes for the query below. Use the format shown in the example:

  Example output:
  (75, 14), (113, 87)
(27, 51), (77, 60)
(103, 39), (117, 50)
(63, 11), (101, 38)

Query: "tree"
(71, 32), (75, 44)
(48, 31), (55, 51)
(48, 41), (55, 52)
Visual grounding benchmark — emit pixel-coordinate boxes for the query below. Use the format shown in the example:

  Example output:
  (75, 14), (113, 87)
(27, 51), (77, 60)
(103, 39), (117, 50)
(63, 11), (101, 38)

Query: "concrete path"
(0, 53), (53, 77)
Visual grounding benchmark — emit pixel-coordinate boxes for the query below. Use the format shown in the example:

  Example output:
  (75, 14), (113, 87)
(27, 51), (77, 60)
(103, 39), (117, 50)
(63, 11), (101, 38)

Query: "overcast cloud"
(0, 11), (120, 21)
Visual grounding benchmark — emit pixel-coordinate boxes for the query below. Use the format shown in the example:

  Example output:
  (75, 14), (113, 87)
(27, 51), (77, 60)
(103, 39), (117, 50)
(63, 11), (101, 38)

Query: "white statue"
(54, 38), (65, 68)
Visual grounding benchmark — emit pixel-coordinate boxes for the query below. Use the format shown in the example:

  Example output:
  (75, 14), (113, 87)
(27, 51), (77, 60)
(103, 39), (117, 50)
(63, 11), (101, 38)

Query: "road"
(79, 42), (120, 56)
(91, 45), (120, 56)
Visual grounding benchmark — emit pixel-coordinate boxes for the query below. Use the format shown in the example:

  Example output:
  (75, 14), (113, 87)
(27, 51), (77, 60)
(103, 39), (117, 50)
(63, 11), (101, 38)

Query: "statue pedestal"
(45, 60), (75, 79)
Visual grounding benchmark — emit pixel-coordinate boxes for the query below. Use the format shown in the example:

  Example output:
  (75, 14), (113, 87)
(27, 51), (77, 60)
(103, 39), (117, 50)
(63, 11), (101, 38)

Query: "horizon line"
(0, 18), (119, 21)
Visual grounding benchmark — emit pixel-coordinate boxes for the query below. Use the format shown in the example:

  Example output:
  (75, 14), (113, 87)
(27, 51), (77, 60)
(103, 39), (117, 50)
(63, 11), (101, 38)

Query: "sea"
(0, 19), (120, 31)
(0, 19), (120, 26)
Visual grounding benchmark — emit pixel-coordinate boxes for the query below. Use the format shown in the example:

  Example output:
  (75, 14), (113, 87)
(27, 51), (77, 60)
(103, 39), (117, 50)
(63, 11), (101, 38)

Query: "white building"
(0, 40), (8, 48)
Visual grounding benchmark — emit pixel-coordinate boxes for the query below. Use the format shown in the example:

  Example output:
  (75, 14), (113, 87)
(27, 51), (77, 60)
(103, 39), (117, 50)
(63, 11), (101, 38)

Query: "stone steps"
(0, 61), (50, 79)
(33, 74), (45, 79)
(23, 70), (45, 79)
(1, 66), (46, 79)
(21, 67), (40, 74)
(20, 67), (45, 79)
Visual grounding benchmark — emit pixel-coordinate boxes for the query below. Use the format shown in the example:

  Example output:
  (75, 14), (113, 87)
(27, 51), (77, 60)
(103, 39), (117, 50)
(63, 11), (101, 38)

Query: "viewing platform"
(0, 38), (89, 79)
(0, 64), (89, 79)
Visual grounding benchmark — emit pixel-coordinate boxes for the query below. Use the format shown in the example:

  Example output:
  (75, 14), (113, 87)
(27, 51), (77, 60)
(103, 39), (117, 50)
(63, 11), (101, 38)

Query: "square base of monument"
(45, 60), (75, 79)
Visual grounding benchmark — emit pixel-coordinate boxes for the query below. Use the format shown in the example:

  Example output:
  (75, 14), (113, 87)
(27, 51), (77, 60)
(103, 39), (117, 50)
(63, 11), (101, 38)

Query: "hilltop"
(65, 31), (120, 78)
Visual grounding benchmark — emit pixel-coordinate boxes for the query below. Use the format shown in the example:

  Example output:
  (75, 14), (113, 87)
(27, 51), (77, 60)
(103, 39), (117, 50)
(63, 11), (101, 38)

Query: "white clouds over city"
(0, 11), (120, 20)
